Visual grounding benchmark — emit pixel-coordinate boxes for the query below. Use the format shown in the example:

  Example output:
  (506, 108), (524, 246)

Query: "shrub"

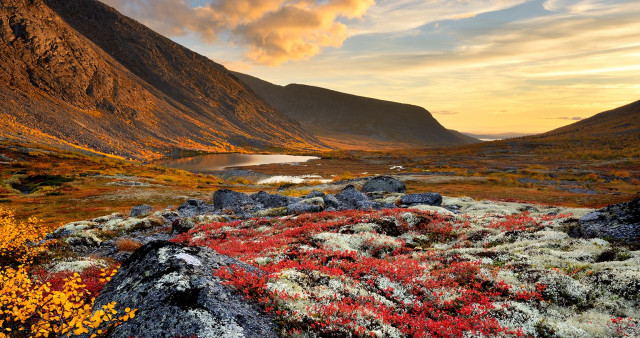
(0, 266), (136, 337)
(0, 207), (49, 267)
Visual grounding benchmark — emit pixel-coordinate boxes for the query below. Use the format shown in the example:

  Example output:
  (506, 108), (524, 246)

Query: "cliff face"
(0, 0), (325, 160)
(234, 72), (478, 149)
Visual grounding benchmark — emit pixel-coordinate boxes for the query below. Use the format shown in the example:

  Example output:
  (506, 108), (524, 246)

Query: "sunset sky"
(101, 0), (639, 134)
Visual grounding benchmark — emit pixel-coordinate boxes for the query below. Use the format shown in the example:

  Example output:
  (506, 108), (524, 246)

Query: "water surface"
(157, 153), (319, 172)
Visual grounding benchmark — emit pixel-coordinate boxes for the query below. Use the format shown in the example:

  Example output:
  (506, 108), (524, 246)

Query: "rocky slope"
(0, 0), (324, 160)
(234, 72), (478, 149)
(50, 176), (640, 337)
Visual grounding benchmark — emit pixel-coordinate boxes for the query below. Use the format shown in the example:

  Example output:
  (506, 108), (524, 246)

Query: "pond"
(156, 153), (320, 172)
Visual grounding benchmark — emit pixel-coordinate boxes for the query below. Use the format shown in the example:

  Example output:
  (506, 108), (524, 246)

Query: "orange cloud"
(102, 0), (374, 66)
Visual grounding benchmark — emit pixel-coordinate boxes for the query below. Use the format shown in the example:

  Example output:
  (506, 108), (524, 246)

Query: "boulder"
(335, 185), (370, 209)
(401, 193), (442, 206)
(323, 194), (341, 210)
(178, 199), (214, 217)
(92, 241), (277, 337)
(361, 176), (406, 193)
(287, 197), (325, 214)
(250, 191), (291, 208)
(572, 198), (640, 244)
(130, 204), (153, 217)
(306, 190), (326, 198)
(213, 189), (255, 211)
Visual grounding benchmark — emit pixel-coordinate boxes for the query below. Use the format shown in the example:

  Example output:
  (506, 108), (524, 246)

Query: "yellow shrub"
(0, 267), (136, 337)
(0, 207), (49, 266)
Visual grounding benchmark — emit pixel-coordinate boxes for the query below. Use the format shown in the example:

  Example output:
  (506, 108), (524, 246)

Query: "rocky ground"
(47, 176), (640, 337)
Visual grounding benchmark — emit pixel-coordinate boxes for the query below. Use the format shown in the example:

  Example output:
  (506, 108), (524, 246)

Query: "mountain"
(234, 73), (478, 150)
(0, 0), (325, 160)
(462, 132), (535, 141)
(530, 100), (640, 141)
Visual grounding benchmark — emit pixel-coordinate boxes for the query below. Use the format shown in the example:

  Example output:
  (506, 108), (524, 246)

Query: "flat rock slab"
(92, 241), (277, 337)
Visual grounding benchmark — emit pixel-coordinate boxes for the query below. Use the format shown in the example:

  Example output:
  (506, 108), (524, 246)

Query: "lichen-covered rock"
(401, 192), (442, 206)
(92, 241), (277, 337)
(130, 204), (153, 217)
(54, 220), (98, 237)
(254, 207), (288, 218)
(361, 176), (406, 193)
(172, 215), (228, 234)
(573, 198), (640, 244)
(103, 216), (165, 232)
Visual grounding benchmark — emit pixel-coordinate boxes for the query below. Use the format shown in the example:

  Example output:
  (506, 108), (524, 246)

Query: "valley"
(0, 0), (638, 337)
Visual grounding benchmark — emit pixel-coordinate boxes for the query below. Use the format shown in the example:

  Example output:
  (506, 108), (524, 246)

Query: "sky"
(100, 0), (640, 134)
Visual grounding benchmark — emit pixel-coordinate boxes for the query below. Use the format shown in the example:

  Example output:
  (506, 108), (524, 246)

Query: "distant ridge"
(0, 0), (325, 160)
(530, 100), (640, 141)
(234, 72), (478, 149)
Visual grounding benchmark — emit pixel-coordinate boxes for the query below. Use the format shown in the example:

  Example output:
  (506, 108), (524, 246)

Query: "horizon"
(99, 0), (639, 135)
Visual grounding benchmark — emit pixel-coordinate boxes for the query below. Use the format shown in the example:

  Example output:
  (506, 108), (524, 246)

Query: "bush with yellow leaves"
(0, 207), (49, 267)
(0, 266), (136, 337)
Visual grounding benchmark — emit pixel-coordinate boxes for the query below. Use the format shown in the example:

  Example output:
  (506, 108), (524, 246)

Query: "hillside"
(0, 0), (325, 160)
(532, 99), (640, 141)
(234, 72), (478, 149)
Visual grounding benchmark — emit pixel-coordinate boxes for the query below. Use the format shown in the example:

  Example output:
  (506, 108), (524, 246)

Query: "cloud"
(548, 116), (584, 120)
(433, 110), (458, 115)
(101, 0), (374, 65)
(353, 0), (528, 34)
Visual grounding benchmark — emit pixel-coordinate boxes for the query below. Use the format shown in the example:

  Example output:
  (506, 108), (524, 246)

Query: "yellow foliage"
(0, 267), (136, 337)
(0, 207), (49, 266)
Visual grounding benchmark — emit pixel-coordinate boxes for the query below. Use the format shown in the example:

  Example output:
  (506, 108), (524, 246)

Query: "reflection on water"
(156, 153), (320, 172)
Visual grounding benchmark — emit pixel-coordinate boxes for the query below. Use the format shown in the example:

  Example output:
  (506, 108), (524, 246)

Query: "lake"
(156, 153), (320, 172)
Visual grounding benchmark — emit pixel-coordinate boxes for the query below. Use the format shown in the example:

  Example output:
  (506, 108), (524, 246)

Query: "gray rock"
(323, 194), (341, 209)
(306, 190), (326, 198)
(178, 199), (214, 217)
(287, 197), (325, 214)
(572, 198), (640, 244)
(335, 185), (370, 209)
(361, 176), (406, 193)
(401, 193), (442, 206)
(130, 204), (153, 217)
(250, 191), (291, 208)
(213, 189), (255, 211)
(92, 241), (277, 337)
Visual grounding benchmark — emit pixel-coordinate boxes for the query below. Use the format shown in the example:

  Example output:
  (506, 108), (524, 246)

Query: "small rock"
(130, 204), (153, 217)
(401, 193), (442, 206)
(361, 176), (406, 193)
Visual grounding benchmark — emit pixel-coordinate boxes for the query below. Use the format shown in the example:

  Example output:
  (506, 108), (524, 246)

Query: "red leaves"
(175, 209), (548, 337)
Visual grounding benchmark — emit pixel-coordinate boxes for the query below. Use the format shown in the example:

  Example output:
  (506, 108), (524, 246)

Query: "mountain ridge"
(0, 0), (326, 160)
(233, 72), (478, 149)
